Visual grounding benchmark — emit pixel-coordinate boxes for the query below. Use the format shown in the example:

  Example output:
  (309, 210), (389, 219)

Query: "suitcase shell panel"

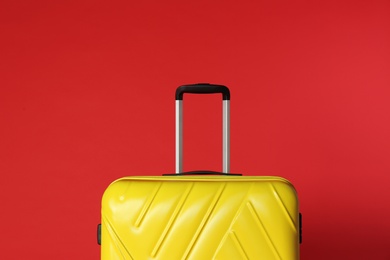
(101, 176), (299, 260)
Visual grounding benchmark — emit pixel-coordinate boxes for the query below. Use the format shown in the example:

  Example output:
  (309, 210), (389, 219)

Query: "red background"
(1, 0), (390, 259)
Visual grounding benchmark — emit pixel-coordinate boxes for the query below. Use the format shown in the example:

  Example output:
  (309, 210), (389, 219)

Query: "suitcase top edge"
(109, 175), (294, 185)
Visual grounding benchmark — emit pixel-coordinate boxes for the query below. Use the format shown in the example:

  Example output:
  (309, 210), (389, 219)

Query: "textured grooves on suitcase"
(101, 180), (299, 260)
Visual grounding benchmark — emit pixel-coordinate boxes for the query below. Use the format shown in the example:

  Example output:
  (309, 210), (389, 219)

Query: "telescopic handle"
(175, 83), (230, 100)
(175, 83), (230, 174)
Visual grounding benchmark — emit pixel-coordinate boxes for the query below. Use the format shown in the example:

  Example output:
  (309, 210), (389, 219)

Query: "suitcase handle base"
(163, 170), (241, 176)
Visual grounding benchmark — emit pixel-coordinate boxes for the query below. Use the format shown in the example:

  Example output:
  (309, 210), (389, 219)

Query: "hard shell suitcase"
(99, 84), (301, 259)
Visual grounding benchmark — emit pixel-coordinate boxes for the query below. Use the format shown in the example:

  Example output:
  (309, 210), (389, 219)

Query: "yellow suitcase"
(99, 84), (301, 259)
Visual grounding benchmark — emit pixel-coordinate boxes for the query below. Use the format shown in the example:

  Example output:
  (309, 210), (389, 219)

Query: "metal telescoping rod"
(175, 100), (183, 173)
(223, 100), (230, 173)
(176, 99), (230, 174)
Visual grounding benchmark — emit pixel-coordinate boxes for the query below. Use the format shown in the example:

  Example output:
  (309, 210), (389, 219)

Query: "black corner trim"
(175, 83), (230, 100)
(299, 213), (302, 244)
(97, 224), (102, 245)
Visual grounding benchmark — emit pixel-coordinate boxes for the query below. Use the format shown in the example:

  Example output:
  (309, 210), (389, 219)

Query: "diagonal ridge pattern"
(103, 215), (134, 259)
(151, 182), (194, 257)
(183, 182), (226, 259)
(134, 182), (162, 227)
(247, 201), (282, 260)
(269, 183), (296, 231)
(229, 231), (249, 260)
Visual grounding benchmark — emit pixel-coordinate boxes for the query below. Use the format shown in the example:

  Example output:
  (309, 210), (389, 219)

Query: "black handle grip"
(175, 83), (230, 100)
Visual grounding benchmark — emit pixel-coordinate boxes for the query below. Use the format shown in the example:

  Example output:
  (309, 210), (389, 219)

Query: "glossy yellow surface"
(101, 176), (299, 260)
